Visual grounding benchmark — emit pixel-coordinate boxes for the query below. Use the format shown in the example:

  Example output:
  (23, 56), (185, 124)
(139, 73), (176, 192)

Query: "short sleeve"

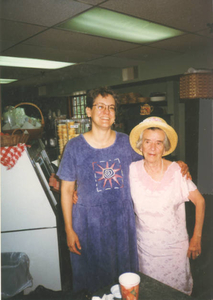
(177, 169), (197, 203)
(56, 139), (77, 181)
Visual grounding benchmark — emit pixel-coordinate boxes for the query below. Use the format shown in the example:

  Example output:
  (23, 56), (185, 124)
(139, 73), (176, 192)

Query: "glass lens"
(93, 103), (115, 112)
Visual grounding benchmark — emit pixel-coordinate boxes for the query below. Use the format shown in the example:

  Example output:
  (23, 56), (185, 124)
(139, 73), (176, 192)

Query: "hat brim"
(129, 117), (178, 157)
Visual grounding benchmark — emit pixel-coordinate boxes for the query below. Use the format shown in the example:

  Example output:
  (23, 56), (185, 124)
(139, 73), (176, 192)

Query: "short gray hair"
(136, 127), (171, 152)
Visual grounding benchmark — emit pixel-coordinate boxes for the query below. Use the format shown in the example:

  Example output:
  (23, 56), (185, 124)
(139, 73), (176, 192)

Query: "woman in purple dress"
(57, 87), (140, 293)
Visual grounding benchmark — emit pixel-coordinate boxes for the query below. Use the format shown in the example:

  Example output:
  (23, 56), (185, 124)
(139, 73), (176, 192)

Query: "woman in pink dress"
(129, 117), (205, 295)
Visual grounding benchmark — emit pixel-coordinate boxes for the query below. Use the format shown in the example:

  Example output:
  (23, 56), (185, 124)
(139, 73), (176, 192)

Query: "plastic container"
(110, 284), (122, 298)
(1, 252), (33, 298)
(56, 118), (90, 159)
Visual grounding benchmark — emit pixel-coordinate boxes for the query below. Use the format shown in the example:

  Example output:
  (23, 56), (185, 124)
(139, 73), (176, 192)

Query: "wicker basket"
(2, 103), (45, 141)
(180, 73), (213, 99)
(1, 129), (30, 147)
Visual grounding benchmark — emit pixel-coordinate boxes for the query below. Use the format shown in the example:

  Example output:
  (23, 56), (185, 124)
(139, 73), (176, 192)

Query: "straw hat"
(129, 116), (178, 156)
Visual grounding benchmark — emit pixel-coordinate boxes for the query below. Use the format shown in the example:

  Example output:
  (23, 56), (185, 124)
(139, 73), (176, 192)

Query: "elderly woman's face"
(141, 129), (165, 162)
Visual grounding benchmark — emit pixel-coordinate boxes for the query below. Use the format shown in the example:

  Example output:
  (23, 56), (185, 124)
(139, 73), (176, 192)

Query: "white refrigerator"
(1, 148), (61, 294)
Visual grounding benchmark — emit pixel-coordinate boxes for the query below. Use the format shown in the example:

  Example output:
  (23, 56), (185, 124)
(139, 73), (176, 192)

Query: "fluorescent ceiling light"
(0, 56), (74, 69)
(0, 78), (18, 84)
(57, 7), (184, 44)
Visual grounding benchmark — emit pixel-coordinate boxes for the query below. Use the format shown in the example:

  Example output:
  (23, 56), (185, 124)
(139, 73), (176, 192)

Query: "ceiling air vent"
(122, 66), (138, 82)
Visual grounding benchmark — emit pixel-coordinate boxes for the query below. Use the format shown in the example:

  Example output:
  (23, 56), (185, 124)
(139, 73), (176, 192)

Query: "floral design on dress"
(93, 158), (124, 192)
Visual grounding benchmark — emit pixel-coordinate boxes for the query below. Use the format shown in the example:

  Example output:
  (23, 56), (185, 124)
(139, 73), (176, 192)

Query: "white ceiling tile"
(0, 40), (17, 52)
(1, 66), (45, 80)
(112, 45), (181, 61)
(76, 0), (106, 5)
(0, 20), (46, 48)
(22, 28), (138, 55)
(2, 43), (103, 62)
(1, 67), (65, 87)
(0, 0), (91, 27)
(87, 56), (143, 68)
(150, 34), (213, 53)
(100, 0), (213, 32)
(197, 28), (213, 39)
(1, 63), (116, 87)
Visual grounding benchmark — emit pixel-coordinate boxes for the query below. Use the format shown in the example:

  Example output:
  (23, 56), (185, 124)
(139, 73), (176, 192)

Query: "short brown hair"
(86, 87), (118, 109)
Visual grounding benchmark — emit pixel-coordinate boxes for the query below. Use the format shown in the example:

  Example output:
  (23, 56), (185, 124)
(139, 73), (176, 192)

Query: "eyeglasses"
(93, 103), (116, 113)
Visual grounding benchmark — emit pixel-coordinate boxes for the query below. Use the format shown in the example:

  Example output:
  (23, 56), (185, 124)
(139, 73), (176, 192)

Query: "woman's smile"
(87, 94), (116, 129)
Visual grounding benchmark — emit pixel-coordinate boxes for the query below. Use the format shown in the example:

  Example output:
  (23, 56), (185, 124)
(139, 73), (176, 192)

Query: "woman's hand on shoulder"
(177, 161), (192, 180)
(67, 229), (81, 255)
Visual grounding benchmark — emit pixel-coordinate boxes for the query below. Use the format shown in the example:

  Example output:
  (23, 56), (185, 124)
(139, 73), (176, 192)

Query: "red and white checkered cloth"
(0, 143), (28, 170)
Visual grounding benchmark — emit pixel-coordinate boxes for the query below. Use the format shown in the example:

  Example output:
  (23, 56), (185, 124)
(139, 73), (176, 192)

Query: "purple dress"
(57, 132), (139, 293)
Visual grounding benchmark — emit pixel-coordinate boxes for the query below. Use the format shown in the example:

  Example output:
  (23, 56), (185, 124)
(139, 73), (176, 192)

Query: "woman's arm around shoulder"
(187, 189), (205, 260)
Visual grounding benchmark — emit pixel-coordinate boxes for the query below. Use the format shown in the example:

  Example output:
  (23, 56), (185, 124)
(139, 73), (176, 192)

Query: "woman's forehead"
(143, 128), (165, 139)
(94, 94), (115, 104)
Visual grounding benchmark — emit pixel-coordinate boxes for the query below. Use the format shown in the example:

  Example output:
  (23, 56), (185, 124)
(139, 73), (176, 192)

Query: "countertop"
(92, 272), (196, 300)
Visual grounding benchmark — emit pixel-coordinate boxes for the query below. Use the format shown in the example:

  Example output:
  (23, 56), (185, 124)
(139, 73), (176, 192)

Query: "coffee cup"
(119, 272), (140, 300)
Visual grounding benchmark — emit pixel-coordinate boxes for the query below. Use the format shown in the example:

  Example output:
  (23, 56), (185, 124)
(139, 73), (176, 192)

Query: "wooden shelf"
(119, 100), (167, 107)
(149, 100), (167, 106)
(128, 113), (173, 118)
